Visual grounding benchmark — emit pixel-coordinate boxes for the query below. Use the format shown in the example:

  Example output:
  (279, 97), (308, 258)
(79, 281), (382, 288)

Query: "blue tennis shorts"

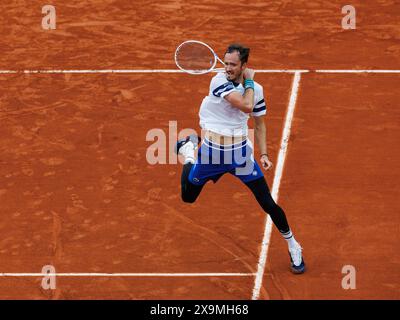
(188, 138), (264, 186)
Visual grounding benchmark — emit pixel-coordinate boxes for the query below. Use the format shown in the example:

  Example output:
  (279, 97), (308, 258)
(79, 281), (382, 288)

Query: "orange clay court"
(0, 1), (399, 299)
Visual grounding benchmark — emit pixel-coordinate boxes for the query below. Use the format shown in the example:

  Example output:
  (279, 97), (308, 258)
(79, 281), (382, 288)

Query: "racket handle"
(216, 56), (225, 65)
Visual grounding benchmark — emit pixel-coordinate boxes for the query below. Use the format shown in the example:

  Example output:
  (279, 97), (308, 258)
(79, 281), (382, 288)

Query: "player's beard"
(226, 70), (242, 83)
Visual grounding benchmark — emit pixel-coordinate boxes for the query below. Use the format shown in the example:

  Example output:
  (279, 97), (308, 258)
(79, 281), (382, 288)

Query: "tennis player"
(176, 44), (305, 274)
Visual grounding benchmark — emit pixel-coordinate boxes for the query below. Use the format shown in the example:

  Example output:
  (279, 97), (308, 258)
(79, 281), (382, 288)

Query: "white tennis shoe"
(289, 242), (306, 274)
(175, 134), (200, 163)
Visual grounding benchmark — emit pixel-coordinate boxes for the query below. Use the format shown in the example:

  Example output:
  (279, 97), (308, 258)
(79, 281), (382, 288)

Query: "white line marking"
(0, 69), (308, 74)
(251, 71), (302, 300)
(254, 70), (309, 73)
(0, 272), (255, 277)
(23, 69), (184, 74)
(1, 69), (400, 74)
(316, 70), (400, 73)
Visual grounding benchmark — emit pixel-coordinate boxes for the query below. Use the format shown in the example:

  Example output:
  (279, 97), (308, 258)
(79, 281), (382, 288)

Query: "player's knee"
(261, 197), (278, 213)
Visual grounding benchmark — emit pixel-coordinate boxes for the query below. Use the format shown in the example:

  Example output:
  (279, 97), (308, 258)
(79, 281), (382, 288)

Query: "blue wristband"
(244, 79), (254, 90)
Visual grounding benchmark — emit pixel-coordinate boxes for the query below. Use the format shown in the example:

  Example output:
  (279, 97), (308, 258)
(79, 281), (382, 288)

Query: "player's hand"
(260, 154), (273, 171)
(243, 68), (255, 80)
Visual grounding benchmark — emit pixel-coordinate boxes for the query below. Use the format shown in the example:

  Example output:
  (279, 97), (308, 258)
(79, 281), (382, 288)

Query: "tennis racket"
(174, 40), (225, 75)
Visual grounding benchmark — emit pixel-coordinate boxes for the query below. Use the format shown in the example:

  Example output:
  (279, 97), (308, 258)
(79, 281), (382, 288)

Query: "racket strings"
(175, 42), (216, 73)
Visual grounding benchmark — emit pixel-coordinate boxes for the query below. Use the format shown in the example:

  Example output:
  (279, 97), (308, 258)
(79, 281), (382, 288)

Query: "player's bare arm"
(224, 89), (254, 113)
(225, 68), (255, 113)
(254, 115), (273, 171)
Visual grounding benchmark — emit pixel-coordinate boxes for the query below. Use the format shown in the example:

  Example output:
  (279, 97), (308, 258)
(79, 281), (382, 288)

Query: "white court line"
(254, 70), (309, 73)
(251, 71), (302, 300)
(0, 273), (255, 277)
(1, 69), (400, 74)
(0, 69), (183, 74)
(316, 70), (400, 73)
(0, 69), (308, 74)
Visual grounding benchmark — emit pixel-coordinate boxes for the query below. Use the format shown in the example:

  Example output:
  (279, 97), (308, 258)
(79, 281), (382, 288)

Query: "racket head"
(175, 40), (222, 75)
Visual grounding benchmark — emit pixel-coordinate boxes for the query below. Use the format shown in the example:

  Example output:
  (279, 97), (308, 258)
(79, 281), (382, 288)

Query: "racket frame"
(174, 40), (225, 75)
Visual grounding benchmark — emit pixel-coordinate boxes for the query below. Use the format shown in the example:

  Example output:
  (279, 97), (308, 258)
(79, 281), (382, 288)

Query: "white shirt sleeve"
(210, 74), (237, 99)
(251, 87), (267, 117)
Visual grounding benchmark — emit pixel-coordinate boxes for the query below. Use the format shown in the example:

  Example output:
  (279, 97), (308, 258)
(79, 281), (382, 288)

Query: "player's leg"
(176, 135), (204, 203)
(180, 162), (204, 203)
(232, 141), (305, 273)
(244, 176), (305, 274)
(244, 177), (290, 232)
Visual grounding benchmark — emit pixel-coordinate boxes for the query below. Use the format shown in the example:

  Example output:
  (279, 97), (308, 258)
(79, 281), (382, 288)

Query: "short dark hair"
(225, 44), (250, 65)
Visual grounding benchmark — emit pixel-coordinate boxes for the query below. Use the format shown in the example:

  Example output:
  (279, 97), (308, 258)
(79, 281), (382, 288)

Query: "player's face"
(224, 51), (246, 82)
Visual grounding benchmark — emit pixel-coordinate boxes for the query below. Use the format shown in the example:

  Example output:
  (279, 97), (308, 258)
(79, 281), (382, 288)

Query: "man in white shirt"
(176, 44), (305, 274)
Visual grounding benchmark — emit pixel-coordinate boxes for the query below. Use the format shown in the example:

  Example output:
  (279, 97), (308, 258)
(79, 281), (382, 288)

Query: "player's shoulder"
(210, 72), (236, 97)
(253, 81), (265, 105)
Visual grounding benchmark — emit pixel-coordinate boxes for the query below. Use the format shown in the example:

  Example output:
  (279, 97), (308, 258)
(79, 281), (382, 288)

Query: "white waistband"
(203, 138), (248, 151)
(200, 125), (248, 137)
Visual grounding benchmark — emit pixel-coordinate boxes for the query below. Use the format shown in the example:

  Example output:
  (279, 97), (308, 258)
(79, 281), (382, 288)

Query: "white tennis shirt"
(199, 72), (267, 137)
